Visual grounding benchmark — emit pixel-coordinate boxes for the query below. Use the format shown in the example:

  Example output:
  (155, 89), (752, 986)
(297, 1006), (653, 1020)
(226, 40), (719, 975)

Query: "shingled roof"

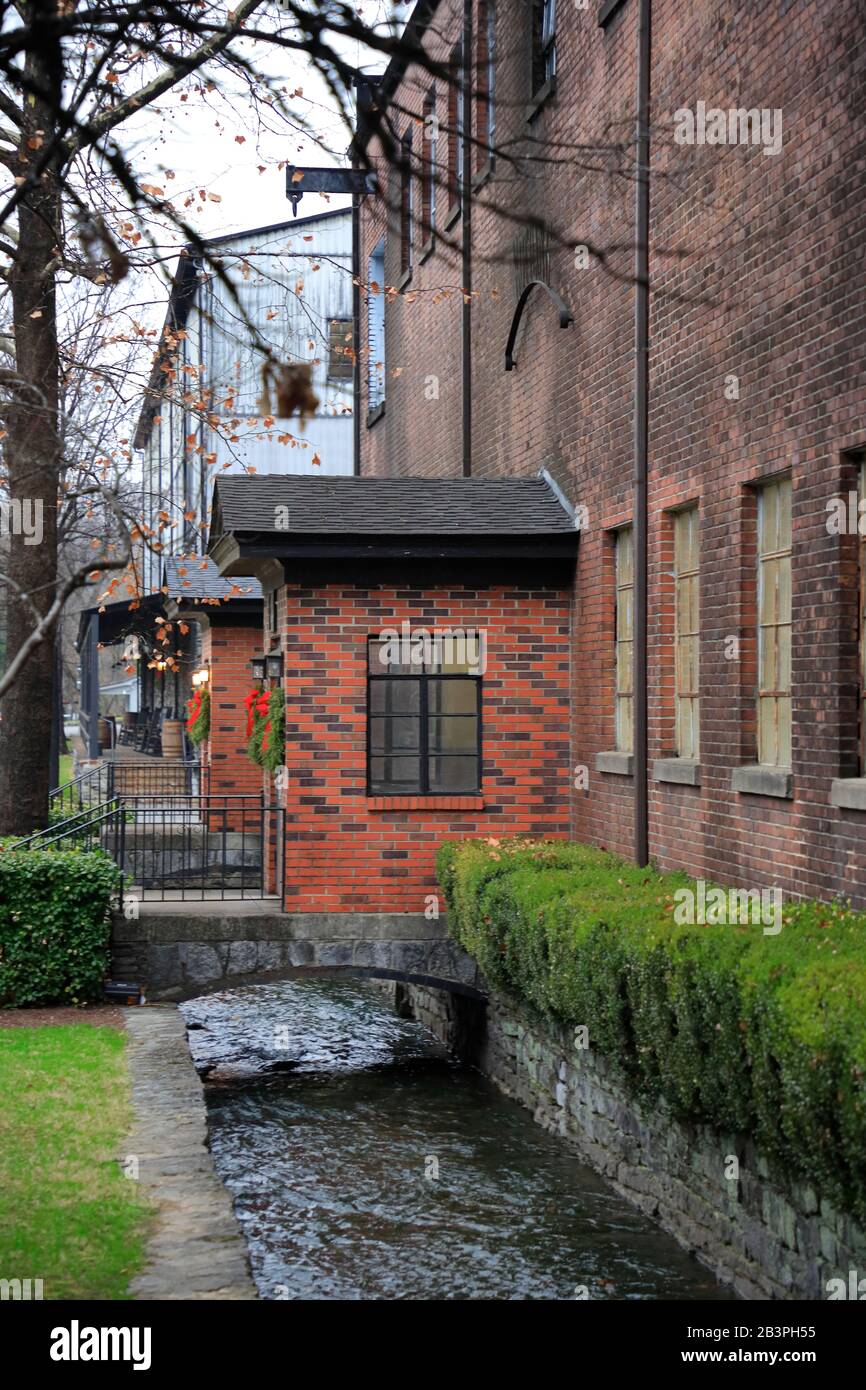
(210, 472), (577, 539)
(163, 555), (262, 601)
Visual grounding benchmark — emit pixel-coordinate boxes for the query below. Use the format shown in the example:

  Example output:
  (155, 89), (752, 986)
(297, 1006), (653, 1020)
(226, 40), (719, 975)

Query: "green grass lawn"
(0, 1026), (150, 1299)
(57, 753), (73, 787)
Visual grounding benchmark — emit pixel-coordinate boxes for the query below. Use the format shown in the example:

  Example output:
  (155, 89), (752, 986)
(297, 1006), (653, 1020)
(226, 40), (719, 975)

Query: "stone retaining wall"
(398, 984), (866, 1301)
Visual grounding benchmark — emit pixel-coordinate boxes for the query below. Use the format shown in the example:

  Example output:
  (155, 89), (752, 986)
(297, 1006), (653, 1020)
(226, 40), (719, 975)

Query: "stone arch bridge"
(112, 902), (486, 1003)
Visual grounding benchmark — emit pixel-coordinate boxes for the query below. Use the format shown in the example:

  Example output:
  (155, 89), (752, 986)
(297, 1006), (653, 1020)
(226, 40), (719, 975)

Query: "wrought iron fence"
(13, 790), (283, 904)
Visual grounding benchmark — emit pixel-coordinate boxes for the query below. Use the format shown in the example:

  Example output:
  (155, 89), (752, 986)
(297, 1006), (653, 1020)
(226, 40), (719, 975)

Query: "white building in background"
(134, 208), (353, 592)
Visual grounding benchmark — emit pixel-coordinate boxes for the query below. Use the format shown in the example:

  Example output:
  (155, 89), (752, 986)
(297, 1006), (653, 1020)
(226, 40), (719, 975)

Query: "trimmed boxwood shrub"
(0, 849), (120, 1007)
(438, 838), (866, 1223)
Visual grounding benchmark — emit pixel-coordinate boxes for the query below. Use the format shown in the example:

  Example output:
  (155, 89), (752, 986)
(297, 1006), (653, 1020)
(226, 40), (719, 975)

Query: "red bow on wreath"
(186, 689), (203, 730)
(244, 688), (271, 737)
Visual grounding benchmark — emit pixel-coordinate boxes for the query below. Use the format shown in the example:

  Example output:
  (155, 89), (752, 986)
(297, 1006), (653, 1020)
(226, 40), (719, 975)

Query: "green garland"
(186, 687), (210, 745)
(248, 688), (285, 773)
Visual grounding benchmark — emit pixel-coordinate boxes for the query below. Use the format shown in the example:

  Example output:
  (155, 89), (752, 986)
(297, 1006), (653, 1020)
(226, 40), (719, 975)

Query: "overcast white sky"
(119, 1), (412, 256)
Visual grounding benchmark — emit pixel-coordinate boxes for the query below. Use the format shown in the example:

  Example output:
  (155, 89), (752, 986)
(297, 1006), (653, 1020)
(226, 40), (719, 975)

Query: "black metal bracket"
(285, 165), (377, 216)
(504, 280), (574, 371)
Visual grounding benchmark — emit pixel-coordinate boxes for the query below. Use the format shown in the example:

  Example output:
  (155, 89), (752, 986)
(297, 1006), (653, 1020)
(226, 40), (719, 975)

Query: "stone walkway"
(123, 1006), (257, 1299)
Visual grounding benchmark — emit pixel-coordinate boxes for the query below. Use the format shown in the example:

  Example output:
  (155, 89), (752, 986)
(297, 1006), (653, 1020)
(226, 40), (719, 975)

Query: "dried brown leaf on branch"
(257, 362), (319, 430)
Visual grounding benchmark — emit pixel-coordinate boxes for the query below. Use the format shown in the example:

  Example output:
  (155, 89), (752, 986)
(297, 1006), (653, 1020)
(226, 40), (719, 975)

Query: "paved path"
(123, 1006), (257, 1300)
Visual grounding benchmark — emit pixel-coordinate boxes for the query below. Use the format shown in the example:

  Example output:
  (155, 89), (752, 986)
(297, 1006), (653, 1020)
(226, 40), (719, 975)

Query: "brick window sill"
(831, 778), (866, 812)
(595, 750), (633, 776)
(367, 795), (484, 812)
(732, 765), (793, 799)
(653, 758), (701, 787)
(366, 401), (385, 429)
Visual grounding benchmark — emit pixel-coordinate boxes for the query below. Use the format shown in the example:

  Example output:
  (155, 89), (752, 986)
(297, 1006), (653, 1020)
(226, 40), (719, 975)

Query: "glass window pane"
(370, 716), (421, 753)
(760, 484), (779, 554)
(428, 631), (485, 673)
(759, 557), (779, 624)
(616, 694), (633, 754)
(369, 638), (420, 675)
(759, 627), (777, 691)
(369, 756), (422, 791)
(778, 695), (792, 766)
(429, 715), (478, 753)
(428, 679), (478, 714)
(777, 623), (791, 693)
(428, 756), (478, 792)
(778, 554), (791, 625)
(369, 679), (420, 714)
(758, 696), (778, 767)
(778, 477), (792, 549)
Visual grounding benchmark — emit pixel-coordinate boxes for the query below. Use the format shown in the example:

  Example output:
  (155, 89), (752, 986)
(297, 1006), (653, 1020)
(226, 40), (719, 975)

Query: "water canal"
(181, 978), (732, 1301)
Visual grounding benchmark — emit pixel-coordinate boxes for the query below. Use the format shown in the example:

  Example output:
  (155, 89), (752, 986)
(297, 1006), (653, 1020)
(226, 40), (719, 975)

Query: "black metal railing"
(13, 791), (282, 903)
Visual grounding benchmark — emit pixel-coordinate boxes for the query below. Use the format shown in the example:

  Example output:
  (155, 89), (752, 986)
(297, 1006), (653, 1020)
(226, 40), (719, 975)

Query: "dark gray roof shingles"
(211, 473), (576, 537)
(163, 555), (262, 600)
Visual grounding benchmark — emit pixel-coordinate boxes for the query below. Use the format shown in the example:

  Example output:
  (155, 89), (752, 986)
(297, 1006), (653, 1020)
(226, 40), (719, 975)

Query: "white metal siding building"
(135, 209), (353, 594)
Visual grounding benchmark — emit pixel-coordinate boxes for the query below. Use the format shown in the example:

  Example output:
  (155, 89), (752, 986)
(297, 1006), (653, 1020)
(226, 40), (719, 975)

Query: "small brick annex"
(271, 574), (572, 913)
(207, 473), (579, 913)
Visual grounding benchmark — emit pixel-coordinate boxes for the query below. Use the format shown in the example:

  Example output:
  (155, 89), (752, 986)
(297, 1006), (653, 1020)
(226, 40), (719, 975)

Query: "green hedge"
(0, 850), (120, 1007)
(437, 838), (866, 1223)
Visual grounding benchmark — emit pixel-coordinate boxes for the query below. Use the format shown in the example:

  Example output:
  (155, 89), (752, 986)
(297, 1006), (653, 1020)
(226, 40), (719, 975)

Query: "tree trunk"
(0, 8), (61, 834)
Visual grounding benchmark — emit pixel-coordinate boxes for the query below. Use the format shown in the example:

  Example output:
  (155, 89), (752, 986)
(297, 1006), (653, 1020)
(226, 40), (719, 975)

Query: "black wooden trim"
(599, 0), (628, 27)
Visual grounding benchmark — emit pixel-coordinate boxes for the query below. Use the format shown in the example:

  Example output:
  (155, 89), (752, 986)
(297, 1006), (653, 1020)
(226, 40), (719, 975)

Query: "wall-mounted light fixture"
(265, 652), (284, 681)
(250, 656), (266, 682)
(191, 667), (210, 688)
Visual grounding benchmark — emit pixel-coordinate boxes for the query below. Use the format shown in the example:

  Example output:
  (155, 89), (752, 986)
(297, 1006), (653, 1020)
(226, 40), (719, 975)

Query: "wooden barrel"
(161, 719), (184, 759)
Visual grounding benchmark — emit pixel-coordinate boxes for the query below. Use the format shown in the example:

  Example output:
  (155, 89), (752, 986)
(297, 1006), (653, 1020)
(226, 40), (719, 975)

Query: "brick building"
(209, 473), (576, 911)
(162, 558), (264, 798)
(347, 0), (866, 908)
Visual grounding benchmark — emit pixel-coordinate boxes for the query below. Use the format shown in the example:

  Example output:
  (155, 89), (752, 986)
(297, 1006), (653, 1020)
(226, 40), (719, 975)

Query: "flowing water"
(181, 978), (733, 1301)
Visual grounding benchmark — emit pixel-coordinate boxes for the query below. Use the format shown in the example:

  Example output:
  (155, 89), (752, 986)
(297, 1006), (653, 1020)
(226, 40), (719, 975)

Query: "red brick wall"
(202, 624), (266, 797)
(357, 0), (866, 907)
(277, 576), (572, 913)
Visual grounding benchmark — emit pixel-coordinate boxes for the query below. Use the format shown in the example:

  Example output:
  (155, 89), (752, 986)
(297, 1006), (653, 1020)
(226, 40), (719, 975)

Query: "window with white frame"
(674, 506), (700, 760)
(615, 526), (634, 753)
(532, 0), (556, 95)
(366, 238), (385, 412)
(757, 476), (792, 767)
(860, 462), (866, 770)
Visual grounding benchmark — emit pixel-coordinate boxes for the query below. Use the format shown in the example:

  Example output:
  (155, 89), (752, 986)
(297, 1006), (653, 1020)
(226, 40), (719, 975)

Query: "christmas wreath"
(246, 687), (285, 773)
(186, 687), (210, 745)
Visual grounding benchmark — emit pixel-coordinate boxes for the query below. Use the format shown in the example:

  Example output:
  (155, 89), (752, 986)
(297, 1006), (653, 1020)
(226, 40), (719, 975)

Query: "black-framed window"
(367, 634), (482, 794)
(532, 0), (556, 95)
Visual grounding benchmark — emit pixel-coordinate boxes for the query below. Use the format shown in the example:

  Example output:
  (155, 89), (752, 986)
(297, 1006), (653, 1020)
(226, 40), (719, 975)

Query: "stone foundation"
(397, 983), (866, 1301)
